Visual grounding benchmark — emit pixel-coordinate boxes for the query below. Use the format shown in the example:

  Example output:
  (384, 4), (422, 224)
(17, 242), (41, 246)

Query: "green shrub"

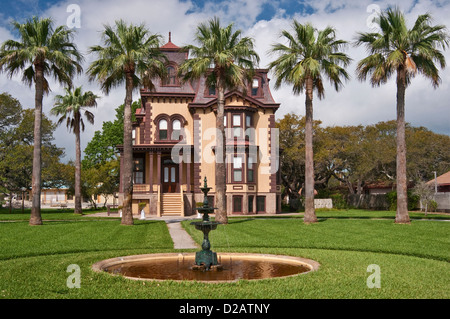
(138, 202), (146, 211)
(427, 200), (438, 212)
(330, 193), (348, 209)
(316, 188), (331, 199)
(196, 202), (204, 208)
(386, 190), (420, 211)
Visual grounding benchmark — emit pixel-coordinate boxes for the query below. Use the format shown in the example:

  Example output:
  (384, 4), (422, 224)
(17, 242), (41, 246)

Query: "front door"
(162, 162), (178, 193)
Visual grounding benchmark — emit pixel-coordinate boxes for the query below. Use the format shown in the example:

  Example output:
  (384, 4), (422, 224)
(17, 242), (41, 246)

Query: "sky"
(0, 0), (449, 162)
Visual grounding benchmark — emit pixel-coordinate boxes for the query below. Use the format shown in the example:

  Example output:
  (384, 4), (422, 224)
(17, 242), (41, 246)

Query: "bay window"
(232, 114), (241, 138)
(232, 155), (243, 182)
(247, 154), (255, 183)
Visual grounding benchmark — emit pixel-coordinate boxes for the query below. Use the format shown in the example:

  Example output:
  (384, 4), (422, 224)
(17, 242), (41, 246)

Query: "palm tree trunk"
(304, 76), (317, 223)
(395, 67), (410, 224)
(30, 63), (44, 226)
(215, 79), (228, 224)
(121, 72), (134, 225)
(74, 116), (82, 215)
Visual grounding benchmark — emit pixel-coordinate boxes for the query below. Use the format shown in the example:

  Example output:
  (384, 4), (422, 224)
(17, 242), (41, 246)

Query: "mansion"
(118, 36), (281, 216)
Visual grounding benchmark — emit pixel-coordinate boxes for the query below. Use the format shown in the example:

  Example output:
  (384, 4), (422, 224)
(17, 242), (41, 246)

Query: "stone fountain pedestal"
(190, 177), (223, 271)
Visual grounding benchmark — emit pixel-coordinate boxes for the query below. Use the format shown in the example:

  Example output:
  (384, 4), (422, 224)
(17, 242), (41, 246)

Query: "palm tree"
(178, 17), (260, 224)
(51, 87), (98, 215)
(0, 16), (83, 225)
(269, 21), (351, 224)
(355, 7), (448, 224)
(88, 20), (166, 225)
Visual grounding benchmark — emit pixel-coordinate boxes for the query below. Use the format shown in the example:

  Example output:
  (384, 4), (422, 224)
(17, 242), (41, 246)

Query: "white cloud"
(248, 0), (450, 134)
(1, 0), (449, 162)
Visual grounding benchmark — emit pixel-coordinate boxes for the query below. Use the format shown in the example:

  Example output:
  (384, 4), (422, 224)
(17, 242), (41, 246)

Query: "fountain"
(92, 178), (320, 282)
(190, 177), (222, 271)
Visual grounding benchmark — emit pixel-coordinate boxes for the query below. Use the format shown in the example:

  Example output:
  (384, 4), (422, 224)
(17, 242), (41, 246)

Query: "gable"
(189, 90), (279, 112)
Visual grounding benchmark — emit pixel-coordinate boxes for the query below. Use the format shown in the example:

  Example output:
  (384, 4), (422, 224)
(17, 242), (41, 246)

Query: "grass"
(0, 209), (448, 299)
(0, 207), (112, 221)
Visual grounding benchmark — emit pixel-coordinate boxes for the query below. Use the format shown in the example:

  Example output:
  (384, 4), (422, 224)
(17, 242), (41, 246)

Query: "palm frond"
(88, 20), (165, 95)
(178, 17), (259, 93)
(355, 7), (448, 89)
(269, 20), (350, 98)
(50, 86), (98, 134)
(0, 16), (83, 91)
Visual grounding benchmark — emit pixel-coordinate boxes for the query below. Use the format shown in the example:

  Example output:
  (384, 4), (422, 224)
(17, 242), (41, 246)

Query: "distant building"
(40, 188), (116, 207)
(427, 171), (450, 193)
(427, 171), (450, 212)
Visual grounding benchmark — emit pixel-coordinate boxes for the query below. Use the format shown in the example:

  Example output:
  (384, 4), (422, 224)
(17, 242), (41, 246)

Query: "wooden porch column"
(157, 151), (161, 187)
(186, 155), (191, 193)
(149, 151), (153, 193)
(178, 153), (183, 193)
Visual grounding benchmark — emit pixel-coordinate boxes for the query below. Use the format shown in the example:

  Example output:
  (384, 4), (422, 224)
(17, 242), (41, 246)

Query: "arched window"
(159, 119), (168, 140)
(172, 119), (181, 140)
(155, 114), (186, 142)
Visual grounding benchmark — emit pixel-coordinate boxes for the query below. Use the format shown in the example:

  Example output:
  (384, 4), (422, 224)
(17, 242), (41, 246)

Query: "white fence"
(314, 198), (333, 209)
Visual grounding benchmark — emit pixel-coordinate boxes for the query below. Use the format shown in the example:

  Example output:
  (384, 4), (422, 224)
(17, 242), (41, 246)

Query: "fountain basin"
(92, 253), (320, 283)
(190, 221), (220, 231)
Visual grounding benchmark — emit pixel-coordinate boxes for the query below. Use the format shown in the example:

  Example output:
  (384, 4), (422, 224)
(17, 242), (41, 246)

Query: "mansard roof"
(140, 36), (280, 110)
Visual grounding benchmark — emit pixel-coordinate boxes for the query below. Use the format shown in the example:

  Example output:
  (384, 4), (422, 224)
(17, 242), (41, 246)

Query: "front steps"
(161, 193), (183, 216)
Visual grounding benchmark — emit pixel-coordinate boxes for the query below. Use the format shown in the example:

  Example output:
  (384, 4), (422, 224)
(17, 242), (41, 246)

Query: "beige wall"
(150, 98), (194, 145)
(130, 93), (280, 215)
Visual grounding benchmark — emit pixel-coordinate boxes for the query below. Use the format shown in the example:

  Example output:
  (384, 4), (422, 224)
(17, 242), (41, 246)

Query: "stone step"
(161, 193), (182, 215)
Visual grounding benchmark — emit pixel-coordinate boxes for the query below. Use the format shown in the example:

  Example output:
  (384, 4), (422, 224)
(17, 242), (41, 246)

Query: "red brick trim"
(145, 99), (152, 144)
(193, 113), (202, 193)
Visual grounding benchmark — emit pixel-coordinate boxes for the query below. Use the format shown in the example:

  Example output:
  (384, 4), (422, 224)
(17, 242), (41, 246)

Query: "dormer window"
(250, 77), (263, 97)
(163, 65), (179, 86)
(208, 85), (216, 96)
(252, 79), (259, 95)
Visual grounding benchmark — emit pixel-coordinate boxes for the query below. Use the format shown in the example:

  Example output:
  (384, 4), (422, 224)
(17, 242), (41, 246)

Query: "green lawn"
(0, 207), (110, 221)
(0, 209), (448, 299)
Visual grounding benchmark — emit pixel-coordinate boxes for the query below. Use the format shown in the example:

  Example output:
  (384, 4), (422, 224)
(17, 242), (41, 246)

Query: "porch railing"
(133, 184), (150, 192)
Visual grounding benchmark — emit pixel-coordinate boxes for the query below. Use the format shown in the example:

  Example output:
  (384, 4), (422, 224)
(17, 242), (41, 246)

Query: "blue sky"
(0, 0), (449, 162)
(182, 0), (315, 19)
(0, 0), (316, 26)
(0, 0), (60, 22)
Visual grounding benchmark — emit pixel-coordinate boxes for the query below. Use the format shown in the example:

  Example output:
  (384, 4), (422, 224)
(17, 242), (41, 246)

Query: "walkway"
(166, 219), (199, 249)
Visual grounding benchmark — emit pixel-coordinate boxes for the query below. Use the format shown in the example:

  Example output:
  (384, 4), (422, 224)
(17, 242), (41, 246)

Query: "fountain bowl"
(92, 252), (320, 283)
